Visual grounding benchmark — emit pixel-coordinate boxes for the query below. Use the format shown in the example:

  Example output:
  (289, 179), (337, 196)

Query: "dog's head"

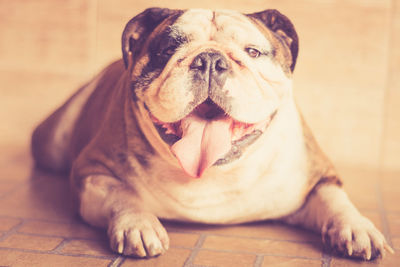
(122, 8), (298, 177)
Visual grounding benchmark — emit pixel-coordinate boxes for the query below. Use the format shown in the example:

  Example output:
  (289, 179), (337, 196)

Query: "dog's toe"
(322, 214), (393, 260)
(107, 212), (169, 257)
(140, 226), (165, 256)
(123, 228), (147, 257)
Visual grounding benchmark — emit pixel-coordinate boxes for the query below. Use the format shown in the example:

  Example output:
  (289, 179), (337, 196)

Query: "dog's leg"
(284, 184), (394, 260)
(77, 174), (169, 257)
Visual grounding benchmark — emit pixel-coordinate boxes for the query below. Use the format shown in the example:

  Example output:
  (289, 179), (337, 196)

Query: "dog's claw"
(365, 248), (371, 261)
(346, 240), (352, 256)
(384, 243), (395, 254)
(117, 242), (123, 254)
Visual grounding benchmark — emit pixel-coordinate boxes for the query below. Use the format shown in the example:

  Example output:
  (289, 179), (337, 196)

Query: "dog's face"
(123, 8), (298, 177)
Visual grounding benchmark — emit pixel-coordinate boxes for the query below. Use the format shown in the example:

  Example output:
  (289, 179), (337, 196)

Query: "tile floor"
(0, 0), (399, 266)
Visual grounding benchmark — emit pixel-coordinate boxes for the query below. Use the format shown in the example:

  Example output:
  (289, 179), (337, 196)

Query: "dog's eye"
(245, 47), (261, 58)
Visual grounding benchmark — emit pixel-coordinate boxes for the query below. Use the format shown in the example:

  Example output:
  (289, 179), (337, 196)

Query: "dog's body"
(32, 8), (392, 259)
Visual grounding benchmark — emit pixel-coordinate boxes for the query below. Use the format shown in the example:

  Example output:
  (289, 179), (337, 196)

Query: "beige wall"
(0, 0), (399, 171)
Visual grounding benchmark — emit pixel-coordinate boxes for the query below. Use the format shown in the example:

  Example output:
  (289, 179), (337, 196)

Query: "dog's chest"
(133, 161), (308, 224)
(130, 104), (310, 224)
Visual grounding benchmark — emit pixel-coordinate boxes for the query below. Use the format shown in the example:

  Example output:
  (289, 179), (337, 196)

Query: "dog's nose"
(190, 51), (229, 74)
(190, 51), (230, 91)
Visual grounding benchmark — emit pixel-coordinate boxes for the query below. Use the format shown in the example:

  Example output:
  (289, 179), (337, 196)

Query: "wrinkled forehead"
(171, 9), (272, 50)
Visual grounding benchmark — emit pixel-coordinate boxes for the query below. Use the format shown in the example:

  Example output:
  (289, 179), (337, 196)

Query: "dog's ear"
(247, 9), (299, 72)
(122, 8), (181, 69)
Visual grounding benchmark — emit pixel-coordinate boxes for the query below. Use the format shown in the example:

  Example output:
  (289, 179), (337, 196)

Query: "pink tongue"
(171, 114), (232, 178)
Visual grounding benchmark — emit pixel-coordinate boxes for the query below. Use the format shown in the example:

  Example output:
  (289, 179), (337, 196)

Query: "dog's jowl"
(32, 8), (393, 260)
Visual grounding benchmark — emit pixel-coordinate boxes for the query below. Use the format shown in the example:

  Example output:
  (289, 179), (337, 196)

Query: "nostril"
(190, 56), (205, 70)
(215, 58), (228, 72)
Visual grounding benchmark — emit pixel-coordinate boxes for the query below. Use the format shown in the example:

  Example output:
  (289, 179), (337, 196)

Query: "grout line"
(51, 238), (70, 253)
(0, 219), (26, 242)
(192, 247), (323, 261)
(18, 216), (85, 225)
(0, 215), (109, 239)
(167, 228), (318, 244)
(11, 231), (106, 242)
(194, 234), (207, 248)
(321, 252), (331, 267)
(253, 255), (264, 267)
(108, 256), (125, 267)
(182, 234), (207, 267)
(0, 216), (328, 264)
(2, 217), (321, 244)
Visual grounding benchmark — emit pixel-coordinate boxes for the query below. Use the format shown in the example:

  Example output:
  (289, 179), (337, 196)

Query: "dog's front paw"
(107, 211), (169, 257)
(322, 213), (394, 260)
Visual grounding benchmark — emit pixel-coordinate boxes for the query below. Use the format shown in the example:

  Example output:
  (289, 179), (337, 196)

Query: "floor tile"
(0, 217), (21, 231)
(169, 232), (199, 248)
(194, 250), (256, 267)
(60, 239), (113, 257)
(164, 221), (320, 243)
(202, 235), (322, 258)
(122, 247), (191, 266)
(0, 171), (74, 222)
(261, 255), (322, 267)
(18, 220), (106, 240)
(0, 249), (111, 267)
(0, 233), (63, 251)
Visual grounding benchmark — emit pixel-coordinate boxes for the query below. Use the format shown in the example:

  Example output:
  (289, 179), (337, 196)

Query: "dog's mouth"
(151, 98), (275, 178)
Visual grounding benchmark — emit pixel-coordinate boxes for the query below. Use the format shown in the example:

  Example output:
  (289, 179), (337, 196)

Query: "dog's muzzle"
(190, 50), (230, 93)
(150, 50), (274, 178)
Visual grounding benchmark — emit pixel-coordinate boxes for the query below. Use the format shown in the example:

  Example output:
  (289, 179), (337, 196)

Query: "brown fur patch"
(246, 9), (299, 73)
(247, 17), (293, 75)
(300, 112), (343, 196)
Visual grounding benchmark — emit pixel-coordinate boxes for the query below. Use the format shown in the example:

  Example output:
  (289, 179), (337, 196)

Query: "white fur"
(131, 97), (309, 224)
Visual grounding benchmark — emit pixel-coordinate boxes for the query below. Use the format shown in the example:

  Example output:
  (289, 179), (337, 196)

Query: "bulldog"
(32, 8), (393, 260)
